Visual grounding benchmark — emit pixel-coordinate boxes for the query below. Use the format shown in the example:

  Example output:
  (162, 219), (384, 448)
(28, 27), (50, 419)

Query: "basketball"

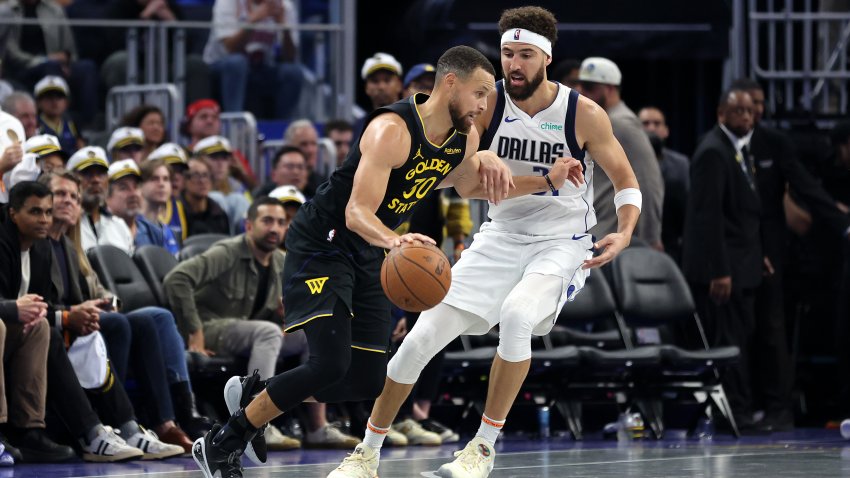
(381, 242), (452, 312)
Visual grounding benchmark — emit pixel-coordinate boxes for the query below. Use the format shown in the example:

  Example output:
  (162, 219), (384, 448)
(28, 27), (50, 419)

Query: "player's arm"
(576, 97), (641, 269)
(444, 149), (583, 200)
(345, 115), (435, 249)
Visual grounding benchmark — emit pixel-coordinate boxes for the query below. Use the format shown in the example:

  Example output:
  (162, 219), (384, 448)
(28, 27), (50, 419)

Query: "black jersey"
(311, 93), (468, 235)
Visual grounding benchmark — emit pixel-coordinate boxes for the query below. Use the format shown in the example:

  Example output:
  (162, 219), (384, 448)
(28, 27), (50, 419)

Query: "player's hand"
(476, 150), (514, 205)
(709, 276), (732, 304)
(582, 233), (630, 269)
(392, 233), (436, 248)
(547, 157), (584, 189)
(391, 318), (407, 342)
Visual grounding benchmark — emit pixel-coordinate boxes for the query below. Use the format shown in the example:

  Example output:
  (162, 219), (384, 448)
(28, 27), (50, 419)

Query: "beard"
(504, 64), (545, 101)
(82, 192), (104, 211)
(448, 95), (472, 134)
(254, 232), (281, 252)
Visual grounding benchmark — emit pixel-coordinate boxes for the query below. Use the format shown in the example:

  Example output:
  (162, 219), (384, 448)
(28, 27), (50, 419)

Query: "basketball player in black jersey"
(192, 45), (584, 478)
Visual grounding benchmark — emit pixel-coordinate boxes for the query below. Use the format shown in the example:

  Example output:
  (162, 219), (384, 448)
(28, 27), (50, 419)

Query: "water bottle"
(840, 419), (850, 439)
(538, 406), (550, 439)
(626, 412), (646, 440)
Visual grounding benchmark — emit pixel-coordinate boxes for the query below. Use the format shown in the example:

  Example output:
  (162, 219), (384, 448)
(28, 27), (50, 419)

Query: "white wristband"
(614, 188), (642, 212)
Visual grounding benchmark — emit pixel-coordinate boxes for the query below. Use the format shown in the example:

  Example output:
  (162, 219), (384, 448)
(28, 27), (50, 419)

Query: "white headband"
(500, 28), (552, 57)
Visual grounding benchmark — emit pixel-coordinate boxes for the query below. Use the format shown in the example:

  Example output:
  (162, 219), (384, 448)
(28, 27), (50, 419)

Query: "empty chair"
(133, 245), (179, 307)
(87, 245), (159, 312)
(609, 247), (741, 437)
(179, 233), (228, 261)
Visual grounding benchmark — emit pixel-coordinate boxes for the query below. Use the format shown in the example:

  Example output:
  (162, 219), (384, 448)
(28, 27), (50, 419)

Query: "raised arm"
(344, 114), (435, 249)
(576, 97), (641, 268)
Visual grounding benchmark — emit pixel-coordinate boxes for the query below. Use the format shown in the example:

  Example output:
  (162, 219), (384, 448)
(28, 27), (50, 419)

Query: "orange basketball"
(381, 242), (452, 312)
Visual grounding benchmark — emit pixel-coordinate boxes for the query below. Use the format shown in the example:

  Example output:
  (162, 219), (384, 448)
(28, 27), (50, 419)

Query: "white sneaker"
(326, 443), (379, 478)
(82, 426), (144, 462)
(436, 437), (496, 478)
(265, 424), (301, 450)
(385, 428), (408, 447)
(304, 425), (360, 449)
(392, 419), (442, 446)
(125, 428), (185, 460)
(223, 373), (268, 464)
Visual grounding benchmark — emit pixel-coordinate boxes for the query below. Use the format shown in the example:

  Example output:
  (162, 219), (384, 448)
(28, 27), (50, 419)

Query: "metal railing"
(219, 112), (259, 178)
(106, 83), (183, 141)
(747, 0), (850, 116)
(0, 6), (357, 121)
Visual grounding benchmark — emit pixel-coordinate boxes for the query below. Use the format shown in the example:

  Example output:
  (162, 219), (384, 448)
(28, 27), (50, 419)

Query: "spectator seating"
(179, 233), (228, 261)
(87, 244), (159, 312)
(133, 245), (179, 308)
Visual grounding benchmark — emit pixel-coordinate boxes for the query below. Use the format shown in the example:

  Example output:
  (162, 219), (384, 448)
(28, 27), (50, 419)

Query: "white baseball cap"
(108, 159), (142, 182)
(193, 135), (232, 156)
(361, 52), (403, 80)
(34, 75), (70, 98)
(23, 134), (66, 159)
(67, 146), (109, 172)
(269, 184), (306, 205)
(0, 111), (25, 161)
(147, 142), (188, 166)
(107, 127), (145, 151)
(579, 57), (622, 86)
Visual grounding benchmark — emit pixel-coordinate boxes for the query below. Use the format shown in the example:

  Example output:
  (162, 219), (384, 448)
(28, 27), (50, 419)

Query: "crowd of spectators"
(0, 6), (848, 464)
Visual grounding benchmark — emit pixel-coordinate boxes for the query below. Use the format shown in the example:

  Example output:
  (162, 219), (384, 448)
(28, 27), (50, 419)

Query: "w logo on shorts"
(305, 277), (329, 295)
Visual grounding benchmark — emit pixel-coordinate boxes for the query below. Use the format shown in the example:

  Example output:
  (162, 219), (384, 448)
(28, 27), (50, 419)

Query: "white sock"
(362, 419), (389, 451)
(475, 414), (505, 446)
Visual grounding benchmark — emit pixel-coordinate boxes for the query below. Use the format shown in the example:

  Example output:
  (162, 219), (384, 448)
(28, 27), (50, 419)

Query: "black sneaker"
(16, 428), (75, 463)
(192, 424), (243, 478)
(419, 418), (460, 443)
(223, 371), (267, 464)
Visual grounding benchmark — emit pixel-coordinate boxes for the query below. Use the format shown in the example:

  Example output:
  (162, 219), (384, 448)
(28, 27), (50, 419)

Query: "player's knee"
(387, 322), (440, 384)
(310, 345), (352, 385)
(497, 295), (538, 362)
(351, 354), (387, 400)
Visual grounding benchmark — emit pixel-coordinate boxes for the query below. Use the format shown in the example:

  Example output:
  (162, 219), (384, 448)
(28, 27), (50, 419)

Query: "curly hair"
(498, 6), (558, 45)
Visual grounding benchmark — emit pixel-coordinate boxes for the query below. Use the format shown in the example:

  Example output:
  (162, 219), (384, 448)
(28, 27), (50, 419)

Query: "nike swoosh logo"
(572, 234), (588, 240)
(504, 117), (520, 123)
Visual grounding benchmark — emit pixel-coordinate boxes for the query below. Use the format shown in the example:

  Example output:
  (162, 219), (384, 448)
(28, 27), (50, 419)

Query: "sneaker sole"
(192, 438), (214, 478)
(224, 376), (264, 465)
(82, 450), (144, 463)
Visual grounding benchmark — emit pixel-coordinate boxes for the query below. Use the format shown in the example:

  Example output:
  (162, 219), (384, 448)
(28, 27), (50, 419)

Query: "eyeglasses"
(187, 172), (211, 181)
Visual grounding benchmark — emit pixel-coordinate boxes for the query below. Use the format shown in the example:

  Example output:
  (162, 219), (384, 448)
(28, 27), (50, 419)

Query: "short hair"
(247, 196), (284, 221)
(38, 168), (81, 191)
(717, 87), (750, 108)
(272, 145), (306, 169)
(120, 104), (165, 129)
(1, 91), (35, 116)
(435, 46), (496, 83)
(639, 105), (665, 118)
(498, 6), (558, 45)
(831, 120), (850, 146)
(9, 181), (52, 211)
(140, 158), (171, 182)
(729, 78), (763, 93)
(324, 119), (353, 135)
(551, 59), (580, 82)
(284, 119), (317, 143)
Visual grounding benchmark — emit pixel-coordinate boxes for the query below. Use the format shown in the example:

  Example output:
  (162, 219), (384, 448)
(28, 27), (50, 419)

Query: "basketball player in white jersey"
(328, 7), (641, 478)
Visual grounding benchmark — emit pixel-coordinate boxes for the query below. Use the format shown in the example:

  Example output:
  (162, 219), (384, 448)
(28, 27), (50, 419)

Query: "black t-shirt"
(251, 259), (270, 318)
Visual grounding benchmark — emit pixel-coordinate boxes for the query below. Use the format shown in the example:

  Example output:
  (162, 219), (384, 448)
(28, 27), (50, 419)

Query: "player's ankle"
(363, 419), (390, 451)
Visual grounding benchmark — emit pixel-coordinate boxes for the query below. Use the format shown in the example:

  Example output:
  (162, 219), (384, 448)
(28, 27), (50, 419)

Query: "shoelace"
(102, 427), (129, 446)
(337, 451), (370, 472)
(453, 446), (486, 470)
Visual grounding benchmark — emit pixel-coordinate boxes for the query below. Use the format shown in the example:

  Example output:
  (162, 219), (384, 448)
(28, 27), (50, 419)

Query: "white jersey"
(481, 80), (596, 236)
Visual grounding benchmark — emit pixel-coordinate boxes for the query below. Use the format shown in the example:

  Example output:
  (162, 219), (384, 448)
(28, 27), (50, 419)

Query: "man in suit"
(682, 88), (762, 426)
(730, 78), (850, 431)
